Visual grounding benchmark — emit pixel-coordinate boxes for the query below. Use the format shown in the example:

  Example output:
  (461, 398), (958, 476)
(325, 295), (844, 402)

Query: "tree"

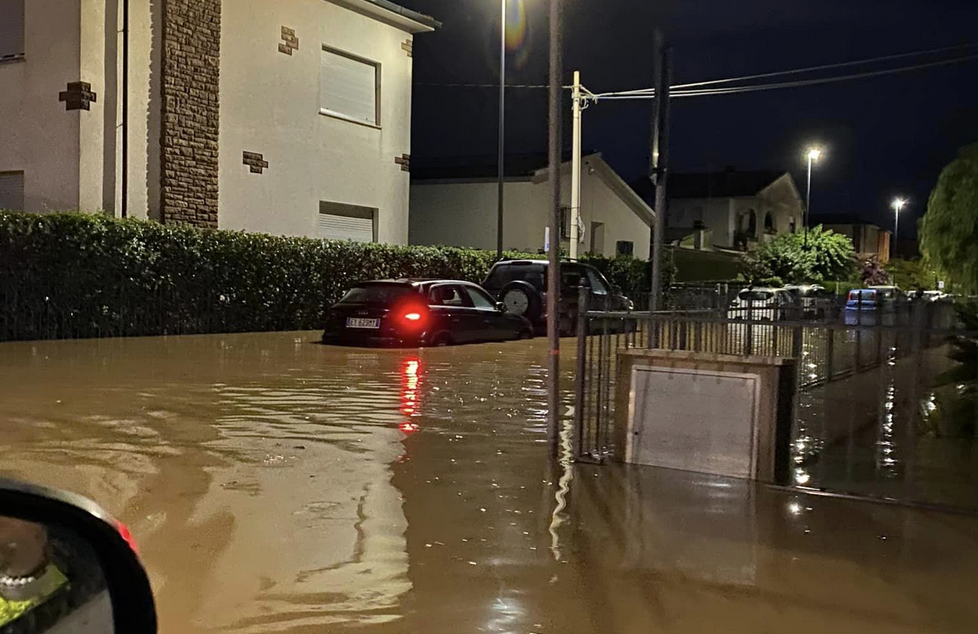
(885, 257), (943, 291)
(920, 143), (978, 294)
(742, 225), (856, 284)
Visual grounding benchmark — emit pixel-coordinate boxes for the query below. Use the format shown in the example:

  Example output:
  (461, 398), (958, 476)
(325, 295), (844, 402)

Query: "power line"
(677, 42), (977, 89)
(592, 52), (978, 101)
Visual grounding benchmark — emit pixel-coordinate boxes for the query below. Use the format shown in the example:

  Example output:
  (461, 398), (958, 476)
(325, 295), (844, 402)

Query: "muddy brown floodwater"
(2, 332), (978, 634)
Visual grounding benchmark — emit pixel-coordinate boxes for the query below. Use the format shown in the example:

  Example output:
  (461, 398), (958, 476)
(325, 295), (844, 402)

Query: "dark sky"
(402, 0), (978, 239)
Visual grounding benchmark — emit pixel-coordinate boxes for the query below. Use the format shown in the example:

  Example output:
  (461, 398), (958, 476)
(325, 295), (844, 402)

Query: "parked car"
(727, 287), (794, 321)
(845, 288), (883, 311)
(868, 285), (906, 306)
(481, 260), (632, 335)
(784, 284), (831, 319)
(322, 279), (533, 347)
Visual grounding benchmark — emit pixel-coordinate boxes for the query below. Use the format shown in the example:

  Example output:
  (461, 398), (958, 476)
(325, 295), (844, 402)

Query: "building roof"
(329, 0), (441, 33)
(631, 170), (787, 201)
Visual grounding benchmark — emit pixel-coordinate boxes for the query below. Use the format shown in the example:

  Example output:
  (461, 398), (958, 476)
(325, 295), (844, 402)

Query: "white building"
(633, 170), (805, 251)
(410, 153), (655, 259)
(0, 0), (438, 243)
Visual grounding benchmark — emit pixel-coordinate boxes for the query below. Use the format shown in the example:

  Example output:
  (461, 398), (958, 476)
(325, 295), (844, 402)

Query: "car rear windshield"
(739, 290), (773, 301)
(484, 264), (546, 291)
(338, 284), (416, 304)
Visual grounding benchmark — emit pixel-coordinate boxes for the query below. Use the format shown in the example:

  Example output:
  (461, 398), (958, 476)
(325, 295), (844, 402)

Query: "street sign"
(938, 280), (945, 290)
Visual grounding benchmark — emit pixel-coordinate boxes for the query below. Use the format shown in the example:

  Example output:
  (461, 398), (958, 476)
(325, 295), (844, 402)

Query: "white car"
(727, 287), (794, 321)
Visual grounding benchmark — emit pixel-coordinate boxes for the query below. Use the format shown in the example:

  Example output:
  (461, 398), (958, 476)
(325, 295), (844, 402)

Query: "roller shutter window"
(0, 0), (25, 60)
(0, 172), (24, 211)
(318, 202), (376, 243)
(320, 47), (380, 126)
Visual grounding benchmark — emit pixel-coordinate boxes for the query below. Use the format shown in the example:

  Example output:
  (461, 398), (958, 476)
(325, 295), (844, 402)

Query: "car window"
(561, 265), (587, 289)
(339, 284), (414, 304)
(585, 268), (610, 294)
(484, 264), (546, 291)
(464, 286), (497, 310)
(429, 284), (470, 307)
(739, 290), (773, 301)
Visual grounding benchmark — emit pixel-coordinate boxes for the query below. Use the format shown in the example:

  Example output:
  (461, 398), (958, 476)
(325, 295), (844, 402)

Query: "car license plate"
(346, 317), (380, 330)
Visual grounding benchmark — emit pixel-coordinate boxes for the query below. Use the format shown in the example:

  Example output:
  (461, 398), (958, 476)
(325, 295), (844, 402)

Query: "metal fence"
(572, 295), (977, 509)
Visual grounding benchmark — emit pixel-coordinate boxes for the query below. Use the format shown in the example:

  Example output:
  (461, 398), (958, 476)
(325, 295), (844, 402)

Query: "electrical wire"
(592, 52), (978, 101)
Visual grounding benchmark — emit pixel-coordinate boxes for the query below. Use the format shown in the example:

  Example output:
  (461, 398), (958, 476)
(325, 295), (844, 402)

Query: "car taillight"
(398, 305), (428, 328)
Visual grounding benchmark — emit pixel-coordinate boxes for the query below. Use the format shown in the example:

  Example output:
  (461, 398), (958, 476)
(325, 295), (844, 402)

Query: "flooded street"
(3, 332), (978, 633)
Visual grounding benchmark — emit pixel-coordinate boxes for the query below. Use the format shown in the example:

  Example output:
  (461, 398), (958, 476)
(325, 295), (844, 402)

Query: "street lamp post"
(891, 197), (907, 260)
(804, 147), (821, 248)
(496, 0), (507, 260)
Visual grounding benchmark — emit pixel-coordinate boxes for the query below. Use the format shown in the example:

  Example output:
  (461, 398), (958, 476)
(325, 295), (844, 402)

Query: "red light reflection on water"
(399, 357), (421, 433)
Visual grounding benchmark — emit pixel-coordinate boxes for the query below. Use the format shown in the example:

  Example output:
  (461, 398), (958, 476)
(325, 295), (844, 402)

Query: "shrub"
(0, 212), (540, 341)
(0, 211), (663, 341)
(581, 250), (676, 303)
(742, 226), (856, 284)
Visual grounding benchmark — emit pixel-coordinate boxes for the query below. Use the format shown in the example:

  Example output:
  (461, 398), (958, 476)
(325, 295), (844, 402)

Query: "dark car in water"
(322, 280), (534, 347)
(482, 260), (633, 335)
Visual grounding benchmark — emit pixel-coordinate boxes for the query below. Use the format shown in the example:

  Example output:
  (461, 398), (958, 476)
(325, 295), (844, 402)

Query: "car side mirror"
(496, 302), (506, 312)
(0, 479), (157, 634)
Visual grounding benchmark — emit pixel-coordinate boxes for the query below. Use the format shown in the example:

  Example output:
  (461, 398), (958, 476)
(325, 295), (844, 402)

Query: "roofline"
(326, 0), (441, 33)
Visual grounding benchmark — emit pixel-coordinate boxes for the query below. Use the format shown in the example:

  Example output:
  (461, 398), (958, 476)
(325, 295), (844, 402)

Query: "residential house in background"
(0, 0), (438, 244)
(632, 169), (805, 251)
(820, 218), (892, 263)
(410, 152), (655, 259)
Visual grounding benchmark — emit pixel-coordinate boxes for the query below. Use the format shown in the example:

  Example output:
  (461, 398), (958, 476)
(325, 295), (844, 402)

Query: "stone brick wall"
(160, 0), (221, 228)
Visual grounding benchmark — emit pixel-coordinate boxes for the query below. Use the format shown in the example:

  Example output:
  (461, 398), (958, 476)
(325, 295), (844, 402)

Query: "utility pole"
(496, 0), (507, 259)
(546, 0), (563, 450)
(569, 70), (582, 260)
(649, 31), (672, 312)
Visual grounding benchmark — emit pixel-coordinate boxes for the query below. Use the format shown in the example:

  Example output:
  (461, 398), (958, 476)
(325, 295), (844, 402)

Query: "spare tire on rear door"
(500, 281), (542, 323)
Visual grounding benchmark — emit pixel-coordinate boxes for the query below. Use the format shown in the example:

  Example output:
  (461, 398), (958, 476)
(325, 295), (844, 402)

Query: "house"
(632, 169), (805, 250)
(410, 153), (655, 259)
(0, 0), (438, 244)
(819, 218), (892, 263)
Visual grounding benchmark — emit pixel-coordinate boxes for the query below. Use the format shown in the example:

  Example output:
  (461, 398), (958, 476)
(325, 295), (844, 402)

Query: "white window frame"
(319, 45), (381, 129)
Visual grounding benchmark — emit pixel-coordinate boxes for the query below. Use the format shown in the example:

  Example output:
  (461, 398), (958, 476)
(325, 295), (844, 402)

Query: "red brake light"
(404, 312), (422, 322)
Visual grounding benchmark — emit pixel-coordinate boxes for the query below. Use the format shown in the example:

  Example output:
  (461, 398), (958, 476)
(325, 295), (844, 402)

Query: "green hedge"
(0, 212), (653, 341)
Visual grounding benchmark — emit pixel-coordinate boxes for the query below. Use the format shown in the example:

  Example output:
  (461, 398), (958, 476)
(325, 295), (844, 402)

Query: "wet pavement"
(2, 332), (978, 633)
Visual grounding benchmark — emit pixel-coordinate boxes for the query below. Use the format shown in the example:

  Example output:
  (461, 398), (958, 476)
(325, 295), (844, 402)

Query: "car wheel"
(500, 282), (542, 323)
(518, 329), (533, 340)
(430, 333), (452, 347)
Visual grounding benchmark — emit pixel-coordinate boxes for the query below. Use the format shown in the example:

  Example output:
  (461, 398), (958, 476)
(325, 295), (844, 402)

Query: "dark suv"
(482, 260), (633, 334)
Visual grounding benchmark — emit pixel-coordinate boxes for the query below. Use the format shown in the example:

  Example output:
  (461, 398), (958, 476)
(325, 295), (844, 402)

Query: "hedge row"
(0, 212), (660, 341)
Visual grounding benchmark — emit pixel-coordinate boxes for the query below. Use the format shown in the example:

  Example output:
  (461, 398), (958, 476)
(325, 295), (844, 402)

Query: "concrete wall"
(410, 158), (652, 259)
(0, 0), (82, 211)
(669, 198), (733, 247)
(219, 0), (415, 242)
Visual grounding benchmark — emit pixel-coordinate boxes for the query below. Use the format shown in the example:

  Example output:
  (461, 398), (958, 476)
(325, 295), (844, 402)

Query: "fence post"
(574, 286), (589, 460)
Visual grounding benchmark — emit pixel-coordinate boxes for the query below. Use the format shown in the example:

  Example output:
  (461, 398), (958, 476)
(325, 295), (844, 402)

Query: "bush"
(742, 226), (856, 284)
(0, 211), (663, 341)
(0, 212), (541, 341)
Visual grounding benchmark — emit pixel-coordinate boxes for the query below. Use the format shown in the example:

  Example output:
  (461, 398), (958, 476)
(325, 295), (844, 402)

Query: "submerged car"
(481, 260), (632, 335)
(845, 288), (883, 311)
(322, 279), (533, 347)
(727, 287), (794, 321)
(784, 284), (831, 319)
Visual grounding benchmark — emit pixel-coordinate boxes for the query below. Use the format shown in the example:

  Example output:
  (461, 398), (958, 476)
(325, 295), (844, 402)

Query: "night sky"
(402, 0), (978, 241)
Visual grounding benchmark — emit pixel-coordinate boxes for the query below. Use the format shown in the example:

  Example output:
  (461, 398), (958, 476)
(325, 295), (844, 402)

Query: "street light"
(496, 0), (508, 260)
(803, 147), (821, 248)
(891, 197), (907, 259)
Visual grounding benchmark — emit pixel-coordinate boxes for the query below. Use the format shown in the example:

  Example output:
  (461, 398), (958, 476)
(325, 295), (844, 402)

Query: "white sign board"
(938, 280), (945, 290)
